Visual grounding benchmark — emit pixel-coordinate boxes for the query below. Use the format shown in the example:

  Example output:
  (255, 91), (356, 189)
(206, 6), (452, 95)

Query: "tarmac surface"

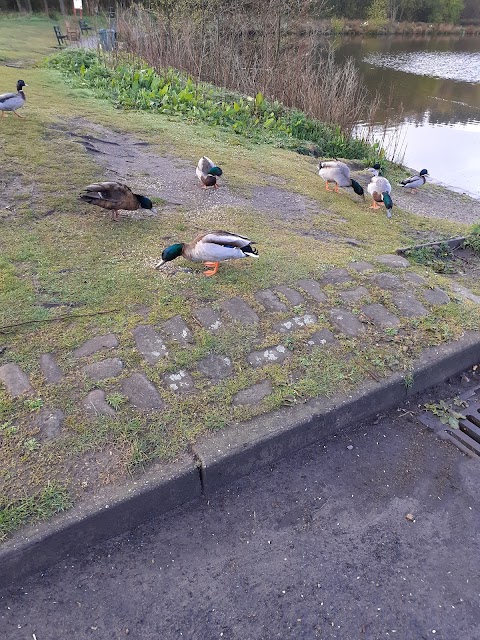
(0, 380), (479, 640)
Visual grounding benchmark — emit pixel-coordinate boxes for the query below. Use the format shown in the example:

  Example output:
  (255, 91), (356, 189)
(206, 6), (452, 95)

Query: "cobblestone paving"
(1, 256), (479, 435)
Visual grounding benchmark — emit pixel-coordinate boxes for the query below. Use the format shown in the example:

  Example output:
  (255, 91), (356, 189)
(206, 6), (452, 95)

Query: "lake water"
(334, 35), (480, 198)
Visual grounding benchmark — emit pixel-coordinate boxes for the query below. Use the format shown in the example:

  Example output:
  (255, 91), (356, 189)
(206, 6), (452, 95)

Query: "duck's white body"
(367, 176), (392, 197)
(318, 161), (351, 187)
(400, 174), (427, 190)
(196, 156), (216, 182)
(185, 232), (257, 262)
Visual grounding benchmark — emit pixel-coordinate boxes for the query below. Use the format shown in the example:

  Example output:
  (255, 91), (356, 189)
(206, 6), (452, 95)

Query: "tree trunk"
(25, 0), (33, 13)
(58, 0), (66, 16)
(43, 0), (50, 17)
(15, 0), (23, 13)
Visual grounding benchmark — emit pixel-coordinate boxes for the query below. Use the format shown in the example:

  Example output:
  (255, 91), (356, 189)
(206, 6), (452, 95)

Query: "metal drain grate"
(449, 400), (480, 456)
(419, 385), (480, 459)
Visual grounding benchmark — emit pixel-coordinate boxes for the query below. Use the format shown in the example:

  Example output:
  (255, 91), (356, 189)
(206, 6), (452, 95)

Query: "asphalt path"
(1, 382), (479, 640)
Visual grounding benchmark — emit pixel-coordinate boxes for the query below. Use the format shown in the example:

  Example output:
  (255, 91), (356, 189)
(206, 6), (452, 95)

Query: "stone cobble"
(40, 354), (64, 384)
(73, 334), (118, 358)
(362, 304), (401, 328)
(233, 380), (273, 406)
(296, 279), (327, 303)
(82, 389), (117, 417)
(221, 298), (259, 324)
(340, 287), (371, 304)
(275, 286), (305, 306)
(328, 308), (365, 337)
(121, 373), (164, 410)
(255, 289), (288, 312)
(133, 325), (168, 365)
(197, 355), (233, 380)
(273, 314), (317, 333)
(162, 315), (193, 345)
(193, 307), (223, 332)
(82, 358), (124, 381)
(0, 363), (33, 397)
(307, 329), (336, 347)
(247, 345), (291, 368)
(163, 370), (195, 393)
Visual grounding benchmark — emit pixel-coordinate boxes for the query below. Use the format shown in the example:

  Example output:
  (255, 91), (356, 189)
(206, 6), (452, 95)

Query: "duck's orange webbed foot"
(203, 261), (220, 277)
(334, 183), (339, 193)
(325, 182), (332, 191)
(369, 202), (380, 209)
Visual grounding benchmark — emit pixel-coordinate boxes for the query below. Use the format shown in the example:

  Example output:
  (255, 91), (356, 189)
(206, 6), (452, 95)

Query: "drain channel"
(419, 385), (480, 459)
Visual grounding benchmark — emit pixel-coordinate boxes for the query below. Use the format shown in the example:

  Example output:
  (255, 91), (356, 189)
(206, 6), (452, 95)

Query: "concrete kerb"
(1, 331), (480, 589)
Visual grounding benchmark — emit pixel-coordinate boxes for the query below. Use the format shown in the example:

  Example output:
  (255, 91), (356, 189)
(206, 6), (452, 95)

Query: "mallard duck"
(80, 181), (157, 221)
(0, 80), (28, 118)
(154, 231), (258, 277)
(367, 176), (393, 218)
(318, 161), (365, 199)
(400, 169), (428, 193)
(196, 156), (223, 188)
(367, 163), (382, 177)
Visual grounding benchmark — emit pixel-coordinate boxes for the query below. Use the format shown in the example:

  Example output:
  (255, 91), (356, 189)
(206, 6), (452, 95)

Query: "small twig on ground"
(0, 309), (120, 334)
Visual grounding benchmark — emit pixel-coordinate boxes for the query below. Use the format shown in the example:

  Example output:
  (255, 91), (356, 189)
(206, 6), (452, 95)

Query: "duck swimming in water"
(0, 80), (28, 118)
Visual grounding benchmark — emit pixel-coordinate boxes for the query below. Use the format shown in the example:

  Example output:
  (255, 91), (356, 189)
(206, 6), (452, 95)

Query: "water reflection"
(334, 35), (480, 196)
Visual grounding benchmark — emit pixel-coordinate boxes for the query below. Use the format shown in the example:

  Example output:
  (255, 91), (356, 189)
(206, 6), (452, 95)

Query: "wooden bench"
(53, 25), (68, 47)
(65, 20), (80, 42)
(79, 19), (93, 36)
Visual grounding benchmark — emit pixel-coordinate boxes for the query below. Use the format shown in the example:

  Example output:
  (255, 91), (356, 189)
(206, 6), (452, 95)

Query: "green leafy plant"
(464, 224), (480, 254)
(403, 372), (414, 389)
(24, 397), (44, 411)
(23, 437), (41, 452)
(0, 420), (17, 437)
(385, 327), (399, 337)
(424, 398), (467, 429)
(44, 50), (376, 161)
(405, 244), (456, 274)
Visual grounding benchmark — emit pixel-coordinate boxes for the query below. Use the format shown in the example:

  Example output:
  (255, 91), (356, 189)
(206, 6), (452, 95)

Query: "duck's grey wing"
(201, 231), (255, 248)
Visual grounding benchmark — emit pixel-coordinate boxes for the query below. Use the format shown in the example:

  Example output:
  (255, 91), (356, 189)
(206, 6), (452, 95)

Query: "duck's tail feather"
(80, 193), (102, 204)
(243, 244), (259, 257)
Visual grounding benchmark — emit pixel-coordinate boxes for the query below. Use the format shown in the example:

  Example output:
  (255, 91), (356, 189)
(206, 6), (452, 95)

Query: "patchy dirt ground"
(56, 117), (480, 229)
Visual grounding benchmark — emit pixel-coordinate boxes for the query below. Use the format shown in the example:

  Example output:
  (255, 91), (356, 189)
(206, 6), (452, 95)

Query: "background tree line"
(1, 0), (479, 24)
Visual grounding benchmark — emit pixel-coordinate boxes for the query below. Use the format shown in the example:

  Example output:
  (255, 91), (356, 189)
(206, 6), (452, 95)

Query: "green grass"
(1, 15), (480, 541)
(0, 481), (72, 542)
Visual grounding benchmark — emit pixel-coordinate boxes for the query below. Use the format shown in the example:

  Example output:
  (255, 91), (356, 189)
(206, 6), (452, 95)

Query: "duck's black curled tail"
(242, 244), (259, 257)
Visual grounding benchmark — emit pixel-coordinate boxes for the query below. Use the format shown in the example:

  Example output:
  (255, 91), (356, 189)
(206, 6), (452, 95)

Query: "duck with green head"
(367, 176), (393, 218)
(367, 162), (382, 177)
(155, 231), (258, 276)
(400, 169), (428, 193)
(196, 156), (223, 189)
(317, 161), (365, 199)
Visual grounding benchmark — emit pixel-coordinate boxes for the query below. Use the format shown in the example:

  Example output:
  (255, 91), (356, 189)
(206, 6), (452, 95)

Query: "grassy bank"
(1, 15), (479, 541)
(44, 49), (373, 161)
